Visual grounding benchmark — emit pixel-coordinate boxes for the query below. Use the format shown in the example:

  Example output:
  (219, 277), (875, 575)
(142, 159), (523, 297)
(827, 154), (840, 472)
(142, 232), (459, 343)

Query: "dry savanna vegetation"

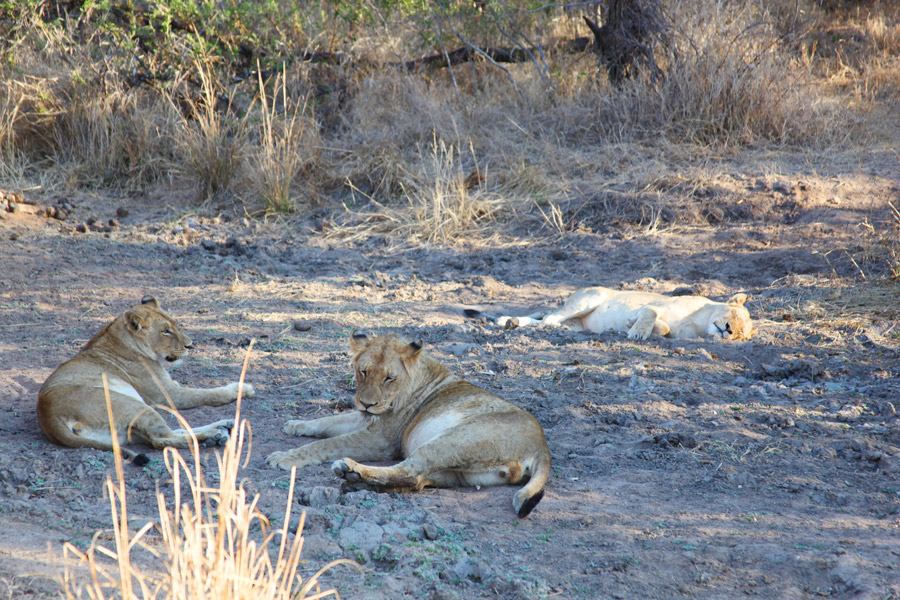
(2, 0), (900, 598)
(2, 0), (897, 235)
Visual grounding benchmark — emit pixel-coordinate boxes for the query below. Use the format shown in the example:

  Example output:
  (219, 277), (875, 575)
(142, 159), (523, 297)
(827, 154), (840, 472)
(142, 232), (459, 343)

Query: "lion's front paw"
(225, 381), (254, 399)
(266, 451), (295, 471)
(332, 458), (362, 483)
(204, 425), (231, 447)
(627, 328), (650, 340)
(284, 420), (311, 436)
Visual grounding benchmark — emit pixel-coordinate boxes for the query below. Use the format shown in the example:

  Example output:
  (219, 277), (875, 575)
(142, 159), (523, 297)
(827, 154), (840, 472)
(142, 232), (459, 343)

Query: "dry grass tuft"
(0, 14), (178, 189)
(251, 67), (322, 213)
(610, 0), (842, 145)
(59, 349), (356, 600)
(335, 137), (506, 245)
(171, 54), (248, 202)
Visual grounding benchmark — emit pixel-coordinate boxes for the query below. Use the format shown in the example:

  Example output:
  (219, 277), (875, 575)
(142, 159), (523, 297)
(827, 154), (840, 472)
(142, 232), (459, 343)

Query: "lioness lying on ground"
(494, 286), (754, 341)
(267, 333), (551, 517)
(38, 296), (254, 463)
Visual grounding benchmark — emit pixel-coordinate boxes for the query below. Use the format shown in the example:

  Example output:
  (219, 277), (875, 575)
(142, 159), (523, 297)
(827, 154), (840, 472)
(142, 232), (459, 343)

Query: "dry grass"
(251, 67), (322, 213)
(0, 13), (179, 189)
(2, 0), (897, 237)
(597, 0), (843, 145)
(59, 350), (357, 600)
(335, 136), (507, 245)
(171, 55), (248, 202)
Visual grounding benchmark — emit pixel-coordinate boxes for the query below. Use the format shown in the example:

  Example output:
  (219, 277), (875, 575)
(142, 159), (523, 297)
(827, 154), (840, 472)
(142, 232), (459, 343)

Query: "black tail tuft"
(131, 453), (151, 467)
(516, 489), (544, 518)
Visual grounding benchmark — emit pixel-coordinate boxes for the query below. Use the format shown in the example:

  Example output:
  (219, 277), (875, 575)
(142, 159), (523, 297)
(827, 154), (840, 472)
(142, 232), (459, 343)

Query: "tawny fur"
(267, 334), (551, 517)
(37, 297), (254, 460)
(499, 287), (754, 341)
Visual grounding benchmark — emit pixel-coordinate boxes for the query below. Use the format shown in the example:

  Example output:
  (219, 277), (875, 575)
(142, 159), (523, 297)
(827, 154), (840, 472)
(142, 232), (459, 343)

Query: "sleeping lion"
(493, 286), (755, 341)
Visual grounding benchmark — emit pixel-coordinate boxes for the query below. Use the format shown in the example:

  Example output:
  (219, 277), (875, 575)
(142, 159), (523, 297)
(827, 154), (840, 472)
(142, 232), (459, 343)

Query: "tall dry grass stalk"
(173, 54), (248, 201)
(252, 67), (321, 213)
(52, 76), (177, 188)
(59, 347), (356, 600)
(0, 84), (25, 182)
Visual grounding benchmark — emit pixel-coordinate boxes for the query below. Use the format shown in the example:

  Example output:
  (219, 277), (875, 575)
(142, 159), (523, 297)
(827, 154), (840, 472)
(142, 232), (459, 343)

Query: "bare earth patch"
(1, 151), (899, 599)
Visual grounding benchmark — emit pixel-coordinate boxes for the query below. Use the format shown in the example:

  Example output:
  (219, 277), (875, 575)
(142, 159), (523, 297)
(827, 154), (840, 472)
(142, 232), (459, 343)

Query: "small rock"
(422, 522), (439, 540)
(763, 414), (795, 428)
(445, 342), (477, 356)
(293, 321), (312, 332)
(300, 533), (342, 559)
(298, 485), (341, 508)
(430, 588), (461, 600)
(830, 555), (862, 591)
(201, 239), (217, 251)
(694, 348), (715, 361)
(338, 520), (384, 553)
(877, 455), (899, 473)
(881, 402), (896, 417)
(75, 223), (88, 233)
(116, 207), (130, 218)
(452, 557), (491, 583)
(107, 218), (120, 229)
(836, 405), (864, 423)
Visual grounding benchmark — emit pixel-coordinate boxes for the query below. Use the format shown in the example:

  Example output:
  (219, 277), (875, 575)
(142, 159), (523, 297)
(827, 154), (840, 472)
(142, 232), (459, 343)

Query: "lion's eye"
(162, 329), (173, 336)
(384, 375), (394, 384)
(359, 369), (367, 380)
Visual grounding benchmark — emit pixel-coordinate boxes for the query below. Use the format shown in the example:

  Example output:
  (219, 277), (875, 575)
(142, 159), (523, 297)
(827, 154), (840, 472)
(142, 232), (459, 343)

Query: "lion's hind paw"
(332, 459), (362, 483)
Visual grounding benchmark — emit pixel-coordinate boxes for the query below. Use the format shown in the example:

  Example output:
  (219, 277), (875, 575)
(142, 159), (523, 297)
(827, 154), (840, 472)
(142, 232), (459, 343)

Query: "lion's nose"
(184, 339), (193, 349)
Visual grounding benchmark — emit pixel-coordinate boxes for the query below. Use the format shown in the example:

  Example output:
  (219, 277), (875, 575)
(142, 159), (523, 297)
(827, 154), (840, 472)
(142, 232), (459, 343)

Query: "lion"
(493, 286), (754, 341)
(37, 296), (254, 463)
(267, 333), (551, 517)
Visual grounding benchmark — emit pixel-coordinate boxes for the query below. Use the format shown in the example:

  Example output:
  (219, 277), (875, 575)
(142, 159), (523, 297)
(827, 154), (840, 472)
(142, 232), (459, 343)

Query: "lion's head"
(349, 333), (423, 415)
(123, 296), (193, 364)
(708, 293), (755, 341)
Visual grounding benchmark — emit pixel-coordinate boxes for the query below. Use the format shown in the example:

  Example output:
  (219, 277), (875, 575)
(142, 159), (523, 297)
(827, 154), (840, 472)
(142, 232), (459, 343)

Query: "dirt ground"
(1, 147), (900, 600)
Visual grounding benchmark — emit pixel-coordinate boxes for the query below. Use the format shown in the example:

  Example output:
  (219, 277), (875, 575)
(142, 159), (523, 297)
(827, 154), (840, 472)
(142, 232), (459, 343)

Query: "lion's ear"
(350, 331), (369, 351)
(140, 296), (160, 308)
(125, 311), (147, 332)
(407, 339), (424, 356)
(726, 293), (748, 306)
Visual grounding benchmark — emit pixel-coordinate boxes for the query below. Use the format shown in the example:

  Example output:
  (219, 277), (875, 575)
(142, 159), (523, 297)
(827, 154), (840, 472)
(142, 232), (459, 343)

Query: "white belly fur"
(405, 411), (465, 454)
(93, 379), (145, 403)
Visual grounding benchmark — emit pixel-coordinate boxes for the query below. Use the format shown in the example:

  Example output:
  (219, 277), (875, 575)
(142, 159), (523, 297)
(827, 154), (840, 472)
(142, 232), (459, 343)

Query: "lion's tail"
(513, 448), (551, 518)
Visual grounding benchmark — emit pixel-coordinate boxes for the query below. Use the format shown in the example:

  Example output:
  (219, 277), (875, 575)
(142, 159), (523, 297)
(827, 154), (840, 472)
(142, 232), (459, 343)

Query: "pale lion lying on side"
(496, 286), (755, 341)
(38, 296), (254, 463)
(267, 333), (551, 517)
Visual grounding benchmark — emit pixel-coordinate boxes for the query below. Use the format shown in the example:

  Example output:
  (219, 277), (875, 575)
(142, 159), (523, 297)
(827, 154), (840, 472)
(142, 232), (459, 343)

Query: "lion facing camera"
(267, 333), (551, 517)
